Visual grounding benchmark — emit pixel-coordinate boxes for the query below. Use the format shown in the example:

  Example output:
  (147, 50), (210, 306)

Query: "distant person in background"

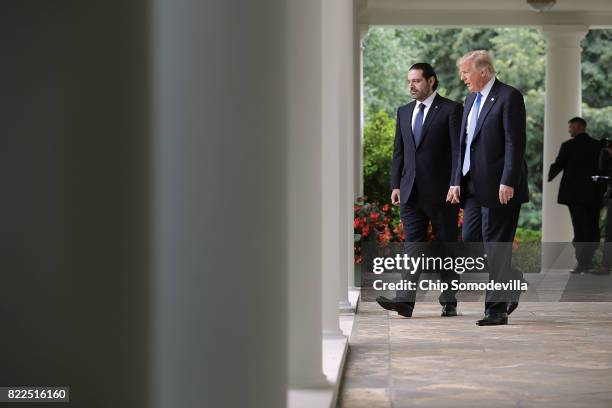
(548, 117), (604, 274)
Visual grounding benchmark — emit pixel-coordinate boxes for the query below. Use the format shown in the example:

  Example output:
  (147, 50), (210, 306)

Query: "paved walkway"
(339, 301), (612, 408)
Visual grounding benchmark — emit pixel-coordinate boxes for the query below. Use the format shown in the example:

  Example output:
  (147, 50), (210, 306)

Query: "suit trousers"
(397, 187), (460, 306)
(461, 175), (522, 314)
(568, 203), (601, 268)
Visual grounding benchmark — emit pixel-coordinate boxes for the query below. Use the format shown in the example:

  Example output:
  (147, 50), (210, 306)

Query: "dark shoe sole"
(476, 317), (508, 326)
(376, 296), (413, 317)
(507, 302), (519, 315)
(375, 296), (396, 311)
(396, 308), (413, 318)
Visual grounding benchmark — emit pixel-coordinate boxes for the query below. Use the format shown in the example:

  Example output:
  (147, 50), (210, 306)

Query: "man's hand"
(447, 186), (460, 204)
(499, 184), (514, 204)
(391, 189), (401, 206)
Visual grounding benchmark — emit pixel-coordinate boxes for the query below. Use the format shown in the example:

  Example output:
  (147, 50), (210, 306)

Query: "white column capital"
(541, 25), (588, 49)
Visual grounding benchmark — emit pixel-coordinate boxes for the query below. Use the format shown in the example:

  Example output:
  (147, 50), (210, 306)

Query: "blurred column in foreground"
(152, 0), (288, 407)
(287, 0), (329, 388)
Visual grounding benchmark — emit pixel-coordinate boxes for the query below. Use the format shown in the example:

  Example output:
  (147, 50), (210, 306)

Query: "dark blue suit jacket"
(390, 93), (462, 204)
(453, 79), (529, 208)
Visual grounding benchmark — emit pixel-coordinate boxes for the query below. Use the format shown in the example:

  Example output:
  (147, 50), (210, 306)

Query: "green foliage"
(521, 89), (544, 229)
(490, 29), (545, 93)
(515, 228), (542, 242)
(582, 30), (612, 108)
(513, 228), (542, 273)
(362, 28), (416, 118)
(363, 111), (395, 203)
(512, 242), (541, 273)
(583, 104), (612, 139)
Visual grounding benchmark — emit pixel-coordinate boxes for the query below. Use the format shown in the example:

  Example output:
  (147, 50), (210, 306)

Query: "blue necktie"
(413, 103), (426, 147)
(462, 92), (483, 176)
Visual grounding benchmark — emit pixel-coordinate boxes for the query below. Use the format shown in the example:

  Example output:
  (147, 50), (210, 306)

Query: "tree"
(582, 30), (612, 108)
(362, 28), (416, 119)
(363, 111), (395, 204)
(584, 104), (612, 139)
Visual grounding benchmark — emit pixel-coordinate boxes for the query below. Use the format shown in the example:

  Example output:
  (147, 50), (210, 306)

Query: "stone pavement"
(339, 301), (612, 408)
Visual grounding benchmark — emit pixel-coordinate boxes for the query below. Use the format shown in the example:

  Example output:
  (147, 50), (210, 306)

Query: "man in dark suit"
(548, 117), (604, 273)
(448, 50), (529, 326)
(376, 63), (463, 318)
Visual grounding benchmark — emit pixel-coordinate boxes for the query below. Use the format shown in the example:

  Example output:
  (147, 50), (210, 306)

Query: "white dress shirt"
(411, 91), (438, 131)
(465, 76), (496, 132)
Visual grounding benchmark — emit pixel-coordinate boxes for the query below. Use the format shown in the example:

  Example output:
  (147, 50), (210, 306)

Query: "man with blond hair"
(447, 50), (529, 326)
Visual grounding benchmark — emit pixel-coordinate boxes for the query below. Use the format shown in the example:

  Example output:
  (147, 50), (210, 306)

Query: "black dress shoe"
(476, 313), (508, 326)
(441, 304), (457, 317)
(507, 302), (519, 315)
(375, 296), (413, 317)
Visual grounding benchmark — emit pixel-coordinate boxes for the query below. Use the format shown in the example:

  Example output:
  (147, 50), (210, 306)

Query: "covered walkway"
(4, 1), (612, 407)
(340, 299), (612, 407)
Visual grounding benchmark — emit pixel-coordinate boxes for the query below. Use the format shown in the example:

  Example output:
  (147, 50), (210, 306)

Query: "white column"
(352, 24), (369, 289)
(287, 0), (329, 387)
(355, 24), (370, 199)
(322, 0), (347, 338)
(541, 26), (588, 269)
(339, 0), (356, 311)
(152, 1), (288, 407)
(343, 0), (358, 291)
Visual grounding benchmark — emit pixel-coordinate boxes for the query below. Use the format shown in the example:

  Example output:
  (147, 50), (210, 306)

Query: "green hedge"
(513, 228), (541, 273)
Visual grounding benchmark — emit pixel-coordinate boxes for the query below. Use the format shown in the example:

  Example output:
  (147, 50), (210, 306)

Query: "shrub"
(354, 197), (403, 264)
(515, 227), (542, 242)
(513, 228), (542, 273)
(363, 111), (395, 204)
(354, 197), (536, 269)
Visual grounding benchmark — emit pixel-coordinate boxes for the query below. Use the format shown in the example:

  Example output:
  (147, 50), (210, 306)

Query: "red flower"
(382, 204), (390, 212)
(512, 238), (520, 252)
(369, 212), (380, 221)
